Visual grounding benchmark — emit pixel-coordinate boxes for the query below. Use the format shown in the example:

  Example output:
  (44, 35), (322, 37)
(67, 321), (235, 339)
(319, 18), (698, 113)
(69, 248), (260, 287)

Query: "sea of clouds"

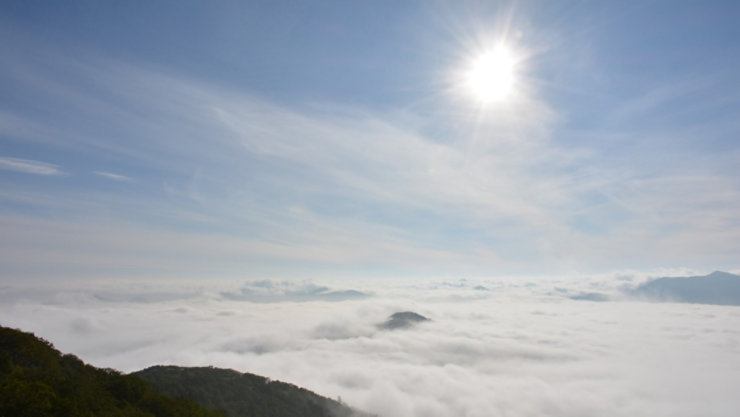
(2, 273), (740, 417)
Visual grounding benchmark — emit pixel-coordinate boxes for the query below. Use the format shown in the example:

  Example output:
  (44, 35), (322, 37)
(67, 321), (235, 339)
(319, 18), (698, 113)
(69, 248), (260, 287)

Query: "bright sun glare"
(466, 45), (517, 103)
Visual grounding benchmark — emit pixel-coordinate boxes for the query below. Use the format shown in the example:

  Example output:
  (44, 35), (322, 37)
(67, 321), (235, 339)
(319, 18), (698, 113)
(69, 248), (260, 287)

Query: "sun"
(465, 45), (517, 103)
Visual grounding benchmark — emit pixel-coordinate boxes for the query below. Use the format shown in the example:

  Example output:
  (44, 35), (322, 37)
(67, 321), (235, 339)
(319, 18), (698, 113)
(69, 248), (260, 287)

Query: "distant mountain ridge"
(630, 271), (740, 306)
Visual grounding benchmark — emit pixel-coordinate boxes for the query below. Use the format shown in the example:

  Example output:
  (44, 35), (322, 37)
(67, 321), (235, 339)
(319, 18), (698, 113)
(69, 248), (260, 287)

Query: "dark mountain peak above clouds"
(630, 270), (740, 306)
(379, 311), (430, 330)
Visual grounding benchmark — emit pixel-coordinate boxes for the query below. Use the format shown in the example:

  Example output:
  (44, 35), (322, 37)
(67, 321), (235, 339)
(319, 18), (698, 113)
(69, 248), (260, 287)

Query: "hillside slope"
(0, 325), (224, 417)
(134, 366), (374, 417)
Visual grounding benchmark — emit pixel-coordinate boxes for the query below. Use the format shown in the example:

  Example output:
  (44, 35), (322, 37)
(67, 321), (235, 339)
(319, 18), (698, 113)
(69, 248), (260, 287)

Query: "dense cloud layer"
(2, 275), (740, 417)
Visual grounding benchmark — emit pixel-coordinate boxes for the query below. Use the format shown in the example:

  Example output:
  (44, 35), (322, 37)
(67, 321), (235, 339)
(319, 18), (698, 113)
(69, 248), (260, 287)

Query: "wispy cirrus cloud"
(0, 156), (65, 176)
(93, 171), (133, 182)
(0, 33), (739, 278)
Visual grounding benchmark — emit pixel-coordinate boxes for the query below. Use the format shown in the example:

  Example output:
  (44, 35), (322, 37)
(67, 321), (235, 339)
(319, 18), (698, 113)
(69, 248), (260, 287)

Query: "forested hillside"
(134, 366), (374, 417)
(0, 325), (224, 417)
(0, 324), (375, 417)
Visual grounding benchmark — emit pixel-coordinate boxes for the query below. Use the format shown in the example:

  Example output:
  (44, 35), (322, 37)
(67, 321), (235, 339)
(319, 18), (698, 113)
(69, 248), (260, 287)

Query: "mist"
(3, 275), (739, 417)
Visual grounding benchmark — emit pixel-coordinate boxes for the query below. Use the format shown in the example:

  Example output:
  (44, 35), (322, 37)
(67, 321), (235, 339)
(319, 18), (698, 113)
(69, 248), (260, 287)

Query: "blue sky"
(1, 1), (739, 281)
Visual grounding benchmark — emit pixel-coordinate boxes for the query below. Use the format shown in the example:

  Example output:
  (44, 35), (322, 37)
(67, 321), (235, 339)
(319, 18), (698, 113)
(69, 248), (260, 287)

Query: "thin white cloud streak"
(0, 156), (65, 176)
(93, 171), (133, 182)
(208, 88), (565, 225)
(1, 278), (739, 417)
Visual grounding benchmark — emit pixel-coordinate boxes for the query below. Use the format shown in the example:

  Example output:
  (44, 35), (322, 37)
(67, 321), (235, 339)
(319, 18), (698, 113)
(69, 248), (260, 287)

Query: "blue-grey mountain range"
(630, 271), (740, 306)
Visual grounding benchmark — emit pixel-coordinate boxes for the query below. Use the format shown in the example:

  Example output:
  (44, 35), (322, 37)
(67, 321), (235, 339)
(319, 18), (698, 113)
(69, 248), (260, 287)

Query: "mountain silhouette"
(379, 311), (430, 330)
(630, 271), (740, 305)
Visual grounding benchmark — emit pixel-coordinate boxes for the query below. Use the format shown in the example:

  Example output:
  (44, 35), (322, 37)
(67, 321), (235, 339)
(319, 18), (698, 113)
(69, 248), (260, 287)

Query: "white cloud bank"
(2, 276), (739, 417)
